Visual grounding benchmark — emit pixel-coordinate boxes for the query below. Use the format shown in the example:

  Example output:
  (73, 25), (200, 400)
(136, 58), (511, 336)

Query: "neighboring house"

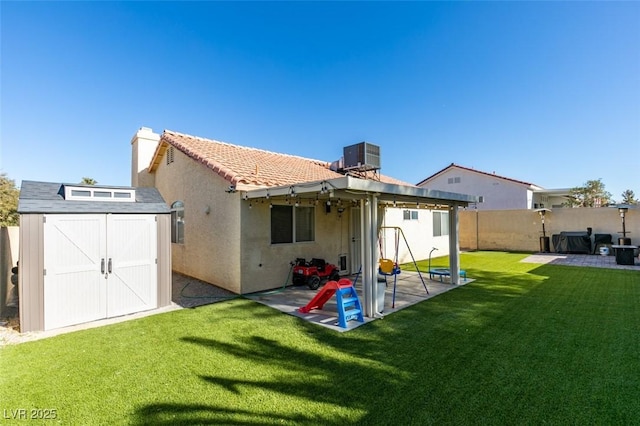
(417, 163), (571, 210)
(131, 128), (477, 316)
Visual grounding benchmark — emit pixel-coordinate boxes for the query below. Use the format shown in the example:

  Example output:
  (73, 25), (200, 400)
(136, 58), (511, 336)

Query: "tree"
(621, 189), (637, 205)
(565, 179), (612, 207)
(0, 173), (20, 226)
(80, 177), (97, 185)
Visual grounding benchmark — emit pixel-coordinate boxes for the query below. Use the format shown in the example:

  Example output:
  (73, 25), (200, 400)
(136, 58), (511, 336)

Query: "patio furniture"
(593, 234), (613, 254)
(552, 231), (591, 254)
(611, 245), (638, 266)
(429, 268), (467, 282)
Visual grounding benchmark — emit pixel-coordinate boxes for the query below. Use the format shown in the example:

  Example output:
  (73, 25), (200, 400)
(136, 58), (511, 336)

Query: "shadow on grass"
(132, 256), (640, 425)
(136, 402), (324, 425)
(132, 329), (401, 425)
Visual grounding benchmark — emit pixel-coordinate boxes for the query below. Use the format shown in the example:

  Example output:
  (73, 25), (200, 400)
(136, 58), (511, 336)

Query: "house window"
(403, 210), (419, 220)
(433, 211), (449, 237)
(271, 205), (315, 244)
(64, 185), (135, 202)
(447, 177), (461, 184)
(171, 201), (185, 244)
(295, 206), (315, 242)
(71, 189), (91, 197)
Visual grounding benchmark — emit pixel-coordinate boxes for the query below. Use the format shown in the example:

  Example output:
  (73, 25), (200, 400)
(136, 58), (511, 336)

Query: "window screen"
(271, 205), (315, 244)
(271, 205), (293, 244)
(295, 207), (315, 242)
(171, 201), (185, 244)
(433, 211), (449, 237)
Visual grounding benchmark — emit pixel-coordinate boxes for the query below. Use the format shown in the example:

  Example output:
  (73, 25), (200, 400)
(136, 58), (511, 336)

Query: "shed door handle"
(108, 258), (112, 274)
(101, 259), (105, 274)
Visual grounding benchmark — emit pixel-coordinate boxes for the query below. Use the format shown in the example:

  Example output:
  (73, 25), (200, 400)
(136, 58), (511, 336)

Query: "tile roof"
(155, 130), (411, 188)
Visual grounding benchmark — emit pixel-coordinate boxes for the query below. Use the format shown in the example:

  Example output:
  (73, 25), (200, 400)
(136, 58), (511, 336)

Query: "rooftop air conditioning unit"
(343, 142), (381, 171)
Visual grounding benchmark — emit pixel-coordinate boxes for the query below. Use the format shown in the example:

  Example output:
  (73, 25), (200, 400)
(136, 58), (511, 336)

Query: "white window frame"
(171, 201), (185, 244)
(433, 211), (450, 237)
(64, 185), (135, 202)
(403, 210), (419, 221)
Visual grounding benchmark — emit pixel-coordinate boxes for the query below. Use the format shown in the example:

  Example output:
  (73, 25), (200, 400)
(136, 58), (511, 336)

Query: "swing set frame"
(378, 226), (429, 308)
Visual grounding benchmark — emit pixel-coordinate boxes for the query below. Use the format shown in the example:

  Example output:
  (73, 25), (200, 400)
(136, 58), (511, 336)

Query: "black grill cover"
(552, 232), (591, 254)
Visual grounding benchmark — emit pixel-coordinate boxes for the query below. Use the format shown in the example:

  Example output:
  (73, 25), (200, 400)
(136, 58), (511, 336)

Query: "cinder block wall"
(459, 208), (640, 252)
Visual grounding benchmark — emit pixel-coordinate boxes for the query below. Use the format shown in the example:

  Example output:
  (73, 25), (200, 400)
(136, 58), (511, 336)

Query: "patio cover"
(243, 175), (479, 318)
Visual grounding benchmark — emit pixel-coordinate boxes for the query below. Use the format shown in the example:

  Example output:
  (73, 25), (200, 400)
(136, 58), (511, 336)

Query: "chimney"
(130, 127), (160, 187)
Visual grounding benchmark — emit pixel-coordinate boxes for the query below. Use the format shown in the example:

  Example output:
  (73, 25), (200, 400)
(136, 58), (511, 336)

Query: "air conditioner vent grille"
(343, 142), (381, 171)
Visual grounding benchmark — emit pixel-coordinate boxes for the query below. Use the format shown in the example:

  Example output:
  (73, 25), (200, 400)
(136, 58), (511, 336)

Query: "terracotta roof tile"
(160, 130), (411, 188)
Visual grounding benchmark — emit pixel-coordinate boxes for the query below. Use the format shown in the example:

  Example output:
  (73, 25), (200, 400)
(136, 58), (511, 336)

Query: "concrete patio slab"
(522, 252), (640, 270)
(247, 270), (473, 332)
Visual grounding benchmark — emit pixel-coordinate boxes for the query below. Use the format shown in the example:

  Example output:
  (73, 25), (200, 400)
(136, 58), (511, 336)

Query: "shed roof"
(18, 181), (170, 214)
(149, 130), (410, 188)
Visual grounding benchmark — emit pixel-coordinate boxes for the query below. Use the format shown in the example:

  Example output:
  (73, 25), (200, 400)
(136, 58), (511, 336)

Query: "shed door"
(107, 215), (157, 317)
(43, 214), (157, 330)
(44, 215), (107, 330)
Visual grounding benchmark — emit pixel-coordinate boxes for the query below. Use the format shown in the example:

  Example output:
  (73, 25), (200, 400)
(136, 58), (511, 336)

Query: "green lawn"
(1, 252), (639, 425)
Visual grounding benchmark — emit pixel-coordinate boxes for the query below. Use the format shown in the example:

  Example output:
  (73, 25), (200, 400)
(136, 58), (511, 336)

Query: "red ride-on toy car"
(292, 258), (341, 290)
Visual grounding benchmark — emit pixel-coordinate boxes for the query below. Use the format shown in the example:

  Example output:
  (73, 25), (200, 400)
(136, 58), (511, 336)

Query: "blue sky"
(2, 1), (639, 201)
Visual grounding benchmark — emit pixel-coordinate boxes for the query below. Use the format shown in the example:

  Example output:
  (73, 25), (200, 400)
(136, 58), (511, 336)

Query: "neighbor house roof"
(18, 181), (170, 214)
(417, 163), (542, 189)
(148, 130), (410, 188)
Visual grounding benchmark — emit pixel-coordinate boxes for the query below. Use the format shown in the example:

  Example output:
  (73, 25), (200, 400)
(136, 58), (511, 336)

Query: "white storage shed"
(17, 181), (172, 332)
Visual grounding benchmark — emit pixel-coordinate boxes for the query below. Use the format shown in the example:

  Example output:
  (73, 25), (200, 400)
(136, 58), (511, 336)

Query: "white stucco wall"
(380, 207), (451, 265)
(152, 147), (243, 293)
(240, 200), (352, 293)
(131, 127), (159, 188)
(420, 168), (531, 210)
